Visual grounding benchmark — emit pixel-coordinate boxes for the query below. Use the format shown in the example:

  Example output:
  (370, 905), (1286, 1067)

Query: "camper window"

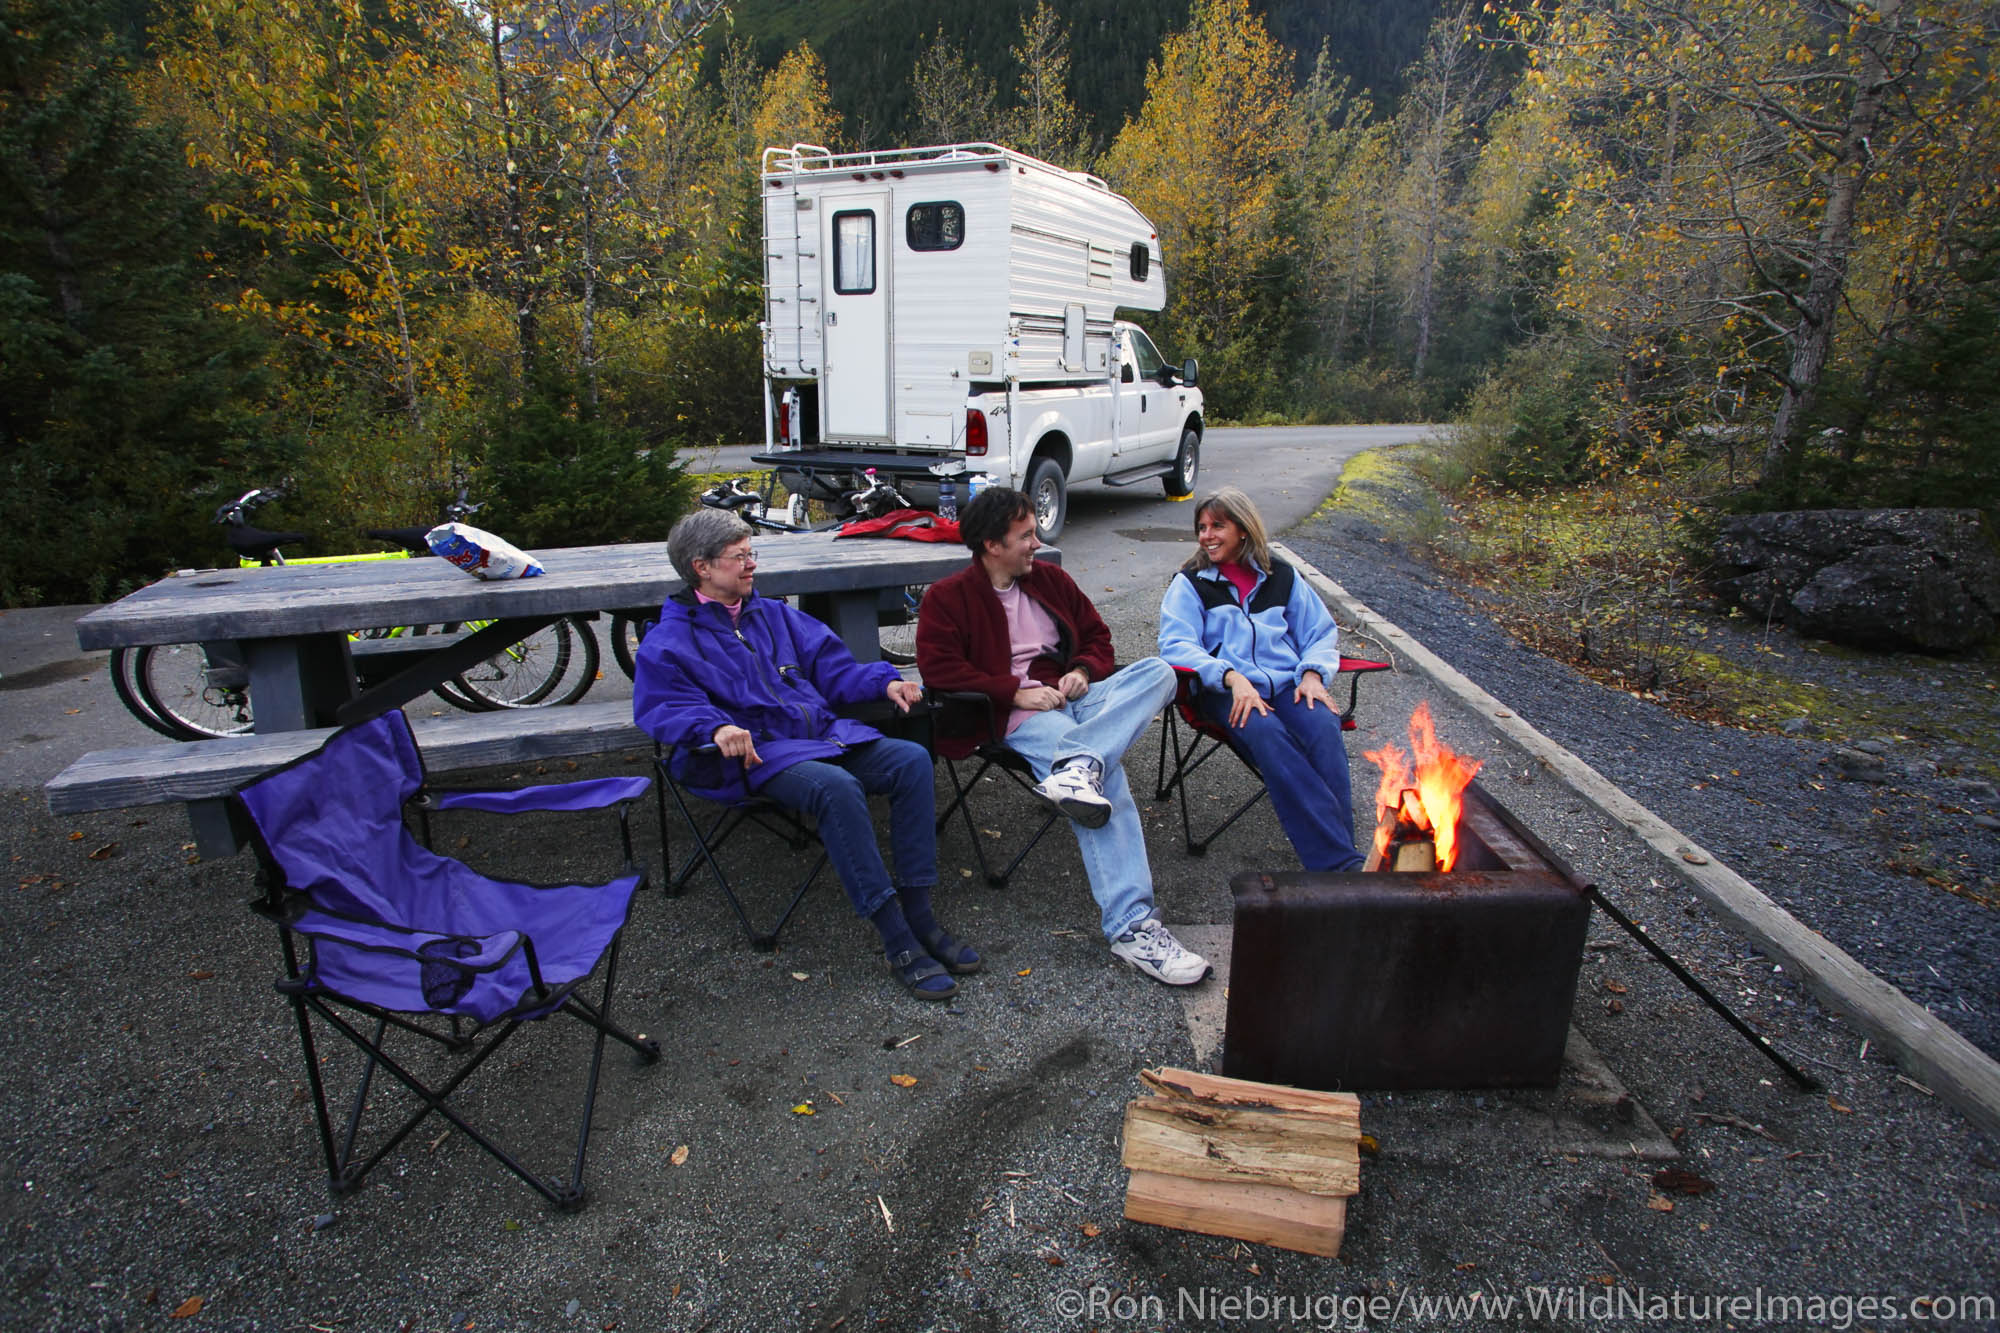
(1130, 243), (1151, 281)
(833, 211), (877, 294)
(906, 202), (965, 251)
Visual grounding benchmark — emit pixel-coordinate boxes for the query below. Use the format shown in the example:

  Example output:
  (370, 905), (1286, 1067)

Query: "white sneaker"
(1032, 758), (1112, 829)
(1110, 918), (1212, 986)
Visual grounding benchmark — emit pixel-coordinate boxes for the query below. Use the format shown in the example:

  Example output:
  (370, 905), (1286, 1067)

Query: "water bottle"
(938, 475), (958, 521)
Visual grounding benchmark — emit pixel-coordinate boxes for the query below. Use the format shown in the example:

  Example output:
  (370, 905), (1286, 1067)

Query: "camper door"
(820, 194), (892, 441)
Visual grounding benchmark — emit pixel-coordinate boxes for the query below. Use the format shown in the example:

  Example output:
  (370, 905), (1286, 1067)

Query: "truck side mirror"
(1181, 358), (1199, 388)
(1121, 364), (1135, 384)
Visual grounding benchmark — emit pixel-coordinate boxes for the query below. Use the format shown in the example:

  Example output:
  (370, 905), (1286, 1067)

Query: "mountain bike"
(111, 488), (600, 740)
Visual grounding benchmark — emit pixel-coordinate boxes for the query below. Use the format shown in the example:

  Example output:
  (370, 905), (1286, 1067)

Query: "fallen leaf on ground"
(790, 972), (809, 982)
(188, 970), (215, 981)
(1603, 979), (1628, 994)
(1646, 1195), (1674, 1212)
(889, 1074), (917, 1088)
(791, 1103), (814, 1116)
(1828, 1098), (1853, 1114)
(1080, 1222), (1101, 1238)
(1357, 1134), (1380, 1155)
(87, 843), (118, 860)
(1693, 1111), (1778, 1141)
(170, 1297), (203, 1318)
(1653, 1166), (1717, 1195)
(1016, 968), (1032, 977)
(669, 1144), (689, 1166)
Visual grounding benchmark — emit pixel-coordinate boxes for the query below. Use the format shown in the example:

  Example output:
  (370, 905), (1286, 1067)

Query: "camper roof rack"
(759, 142), (1109, 192)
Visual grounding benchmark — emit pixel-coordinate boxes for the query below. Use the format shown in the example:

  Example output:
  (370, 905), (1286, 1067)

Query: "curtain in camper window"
(833, 211), (876, 294)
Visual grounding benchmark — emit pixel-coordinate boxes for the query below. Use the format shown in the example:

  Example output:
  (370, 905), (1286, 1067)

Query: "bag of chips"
(425, 522), (545, 580)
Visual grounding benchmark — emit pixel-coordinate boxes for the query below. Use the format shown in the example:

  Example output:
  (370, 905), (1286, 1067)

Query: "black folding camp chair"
(928, 689), (1066, 889)
(653, 742), (831, 950)
(1153, 655), (1392, 855)
(652, 699), (932, 949)
(234, 711), (659, 1212)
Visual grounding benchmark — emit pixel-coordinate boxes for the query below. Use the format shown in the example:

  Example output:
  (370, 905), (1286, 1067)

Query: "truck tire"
(1165, 427), (1201, 498)
(1026, 456), (1067, 543)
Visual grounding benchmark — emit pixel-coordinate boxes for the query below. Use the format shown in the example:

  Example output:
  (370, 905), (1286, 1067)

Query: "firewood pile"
(1120, 1067), (1362, 1257)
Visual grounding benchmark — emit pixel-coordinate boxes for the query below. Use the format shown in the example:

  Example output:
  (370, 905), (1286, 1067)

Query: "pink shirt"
(695, 588), (743, 623)
(996, 580), (1060, 735)
(1218, 560), (1257, 605)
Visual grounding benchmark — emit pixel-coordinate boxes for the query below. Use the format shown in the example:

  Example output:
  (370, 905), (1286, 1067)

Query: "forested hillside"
(719, 0), (1447, 145)
(3, 0), (1994, 606)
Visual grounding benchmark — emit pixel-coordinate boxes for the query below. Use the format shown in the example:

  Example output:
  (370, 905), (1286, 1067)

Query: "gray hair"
(667, 508), (754, 584)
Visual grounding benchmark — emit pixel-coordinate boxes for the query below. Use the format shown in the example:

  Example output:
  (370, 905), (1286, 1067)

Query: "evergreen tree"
(0, 0), (276, 603)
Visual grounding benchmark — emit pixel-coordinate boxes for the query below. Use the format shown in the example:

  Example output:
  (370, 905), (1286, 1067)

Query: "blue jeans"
(1003, 657), (1178, 941)
(757, 738), (937, 918)
(1195, 687), (1364, 871)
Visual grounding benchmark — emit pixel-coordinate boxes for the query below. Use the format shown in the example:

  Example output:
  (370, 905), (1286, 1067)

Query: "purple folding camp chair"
(235, 711), (658, 1211)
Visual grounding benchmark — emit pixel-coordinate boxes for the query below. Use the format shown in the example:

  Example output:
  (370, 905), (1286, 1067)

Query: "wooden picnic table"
(73, 533), (975, 733)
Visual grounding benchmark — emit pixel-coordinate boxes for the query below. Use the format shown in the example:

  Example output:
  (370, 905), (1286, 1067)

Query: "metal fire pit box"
(1224, 782), (1591, 1091)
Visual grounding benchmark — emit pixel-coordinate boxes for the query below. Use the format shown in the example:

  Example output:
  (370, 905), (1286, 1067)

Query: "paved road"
(1, 425), (1434, 791)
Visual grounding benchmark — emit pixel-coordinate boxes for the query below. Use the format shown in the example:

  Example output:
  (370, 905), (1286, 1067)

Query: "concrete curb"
(1274, 540), (2000, 1145)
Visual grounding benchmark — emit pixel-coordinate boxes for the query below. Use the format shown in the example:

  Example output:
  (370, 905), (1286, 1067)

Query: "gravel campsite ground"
(2, 445), (1996, 1332)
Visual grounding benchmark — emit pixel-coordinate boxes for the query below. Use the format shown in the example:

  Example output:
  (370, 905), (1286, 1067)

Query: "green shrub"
(474, 382), (695, 549)
(1449, 334), (1610, 489)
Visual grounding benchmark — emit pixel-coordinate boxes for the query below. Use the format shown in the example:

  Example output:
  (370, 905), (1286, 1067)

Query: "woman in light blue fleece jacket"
(1156, 487), (1364, 871)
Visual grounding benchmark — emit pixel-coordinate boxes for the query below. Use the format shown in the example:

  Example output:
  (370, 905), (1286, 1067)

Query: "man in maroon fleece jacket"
(917, 487), (1210, 986)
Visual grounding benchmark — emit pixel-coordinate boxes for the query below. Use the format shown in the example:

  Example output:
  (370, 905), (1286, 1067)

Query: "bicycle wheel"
(111, 646), (179, 739)
(876, 585), (926, 667)
(133, 642), (255, 739)
(451, 615), (599, 709)
(610, 611), (654, 680)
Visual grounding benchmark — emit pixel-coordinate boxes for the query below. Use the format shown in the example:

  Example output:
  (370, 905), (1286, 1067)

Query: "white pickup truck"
(757, 142), (1204, 540)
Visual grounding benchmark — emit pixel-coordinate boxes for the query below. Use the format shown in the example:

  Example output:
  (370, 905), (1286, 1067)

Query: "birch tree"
(1098, 0), (1300, 398)
(1508, 0), (2000, 493)
(1007, 2), (1084, 166)
(910, 29), (998, 147)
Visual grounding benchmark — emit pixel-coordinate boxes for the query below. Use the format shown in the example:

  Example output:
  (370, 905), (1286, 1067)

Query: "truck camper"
(759, 142), (1203, 540)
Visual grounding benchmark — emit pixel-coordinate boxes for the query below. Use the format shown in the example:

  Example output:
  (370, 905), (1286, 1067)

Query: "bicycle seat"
(705, 489), (765, 512)
(367, 525), (438, 555)
(226, 522), (308, 563)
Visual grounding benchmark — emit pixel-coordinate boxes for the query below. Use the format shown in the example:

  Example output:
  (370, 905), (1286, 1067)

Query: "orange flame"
(1363, 701), (1482, 870)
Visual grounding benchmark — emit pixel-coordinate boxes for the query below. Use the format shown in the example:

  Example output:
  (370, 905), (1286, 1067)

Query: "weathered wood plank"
(1124, 1169), (1348, 1258)
(1141, 1067), (1363, 1125)
(1120, 1097), (1361, 1197)
(46, 703), (648, 814)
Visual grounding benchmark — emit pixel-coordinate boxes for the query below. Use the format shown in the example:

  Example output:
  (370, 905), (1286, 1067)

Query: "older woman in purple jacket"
(633, 508), (978, 999)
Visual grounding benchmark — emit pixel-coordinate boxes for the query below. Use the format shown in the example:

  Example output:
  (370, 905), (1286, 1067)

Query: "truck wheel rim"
(1035, 478), (1059, 526)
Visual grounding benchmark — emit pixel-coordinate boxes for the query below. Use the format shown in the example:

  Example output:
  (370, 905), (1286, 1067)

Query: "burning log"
(1121, 1067), (1362, 1257)
(1364, 701), (1481, 870)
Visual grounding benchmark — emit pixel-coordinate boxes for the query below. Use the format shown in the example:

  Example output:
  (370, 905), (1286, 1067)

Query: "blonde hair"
(1182, 486), (1273, 573)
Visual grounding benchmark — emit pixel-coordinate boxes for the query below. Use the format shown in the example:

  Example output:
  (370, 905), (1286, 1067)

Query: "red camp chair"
(1153, 656), (1392, 855)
